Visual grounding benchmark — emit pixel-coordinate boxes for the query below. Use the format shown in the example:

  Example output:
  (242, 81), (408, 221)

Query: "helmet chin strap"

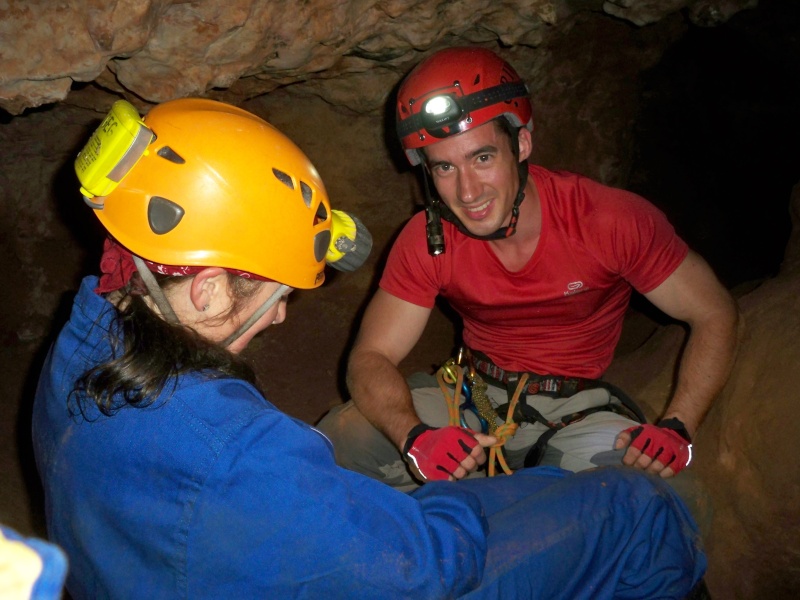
(221, 284), (290, 348)
(422, 159), (529, 252)
(132, 255), (181, 325)
(132, 254), (289, 348)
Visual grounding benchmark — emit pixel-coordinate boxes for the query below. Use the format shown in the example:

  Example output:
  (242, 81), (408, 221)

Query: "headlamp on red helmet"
(398, 80), (529, 141)
(421, 93), (463, 133)
(396, 47), (533, 166)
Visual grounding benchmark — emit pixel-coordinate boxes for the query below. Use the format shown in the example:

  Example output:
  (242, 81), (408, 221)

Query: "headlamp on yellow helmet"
(327, 210), (372, 272)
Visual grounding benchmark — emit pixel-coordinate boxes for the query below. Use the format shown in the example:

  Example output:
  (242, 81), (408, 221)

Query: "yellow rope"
(436, 364), (463, 426)
(487, 373), (528, 477)
(436, 363), (528, 477)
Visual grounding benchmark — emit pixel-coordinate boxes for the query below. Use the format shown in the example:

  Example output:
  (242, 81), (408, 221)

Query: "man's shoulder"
(530, 164), (628, 198)
(528, 163), (585, 186)
(532, 165), (653, 225)
(394, 210), (427, 242)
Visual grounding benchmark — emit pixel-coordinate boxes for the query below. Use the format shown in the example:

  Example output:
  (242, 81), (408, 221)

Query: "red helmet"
(396, 47), (533, 165)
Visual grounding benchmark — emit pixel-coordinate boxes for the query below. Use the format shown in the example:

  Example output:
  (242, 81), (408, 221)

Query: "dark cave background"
(629, 2), (798, 290)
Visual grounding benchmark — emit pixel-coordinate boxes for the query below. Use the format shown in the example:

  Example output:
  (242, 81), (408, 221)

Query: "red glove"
(402, 424), (478, 481)
(622, 420), (693, 474)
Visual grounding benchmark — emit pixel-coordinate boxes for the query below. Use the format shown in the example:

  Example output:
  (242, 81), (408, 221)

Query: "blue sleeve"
(0, 525), (68, 600)
(185, 386), (488, 599)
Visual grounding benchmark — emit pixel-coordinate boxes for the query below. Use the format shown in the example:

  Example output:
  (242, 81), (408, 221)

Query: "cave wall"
(2, 1), (799, 599)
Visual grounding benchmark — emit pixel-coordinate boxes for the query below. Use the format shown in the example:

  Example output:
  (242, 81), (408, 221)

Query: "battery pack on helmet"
(74, 100), (155, 207)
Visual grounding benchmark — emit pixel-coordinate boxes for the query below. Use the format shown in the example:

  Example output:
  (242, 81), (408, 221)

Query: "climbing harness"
(469, 349), (645, 421)
(435, 347), (647, 475)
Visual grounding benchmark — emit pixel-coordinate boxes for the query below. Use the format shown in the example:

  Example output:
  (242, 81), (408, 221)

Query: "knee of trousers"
(662, 468), (714, 541)
(316, 401), (402, 470)
(584, 467), (703, 541)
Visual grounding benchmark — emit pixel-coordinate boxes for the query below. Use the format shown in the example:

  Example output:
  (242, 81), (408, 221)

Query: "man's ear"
(189, 267), (228, 313)
(518, 127), (532, 162)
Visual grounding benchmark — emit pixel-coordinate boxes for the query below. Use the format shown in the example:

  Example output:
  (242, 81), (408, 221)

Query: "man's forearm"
(346, 348), (423, 449)
(663, 303), (742, 437)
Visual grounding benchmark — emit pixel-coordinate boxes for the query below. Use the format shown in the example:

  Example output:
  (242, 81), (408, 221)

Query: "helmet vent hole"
(300, 181), (313, 208)
(272, 168), (295, 190)
(315, 202), (328, 224)
(473, 75), (480, 85)
(157, 146), (185, 164)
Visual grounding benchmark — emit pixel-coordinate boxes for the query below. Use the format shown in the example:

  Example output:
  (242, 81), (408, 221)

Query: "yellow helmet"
(76, 98), (332, 289)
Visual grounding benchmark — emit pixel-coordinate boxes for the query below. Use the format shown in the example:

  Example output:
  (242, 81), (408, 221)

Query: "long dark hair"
(70, 272), (264, 418)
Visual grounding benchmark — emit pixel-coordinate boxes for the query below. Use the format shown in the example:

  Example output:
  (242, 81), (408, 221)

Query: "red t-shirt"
(380, 165), (689, 379)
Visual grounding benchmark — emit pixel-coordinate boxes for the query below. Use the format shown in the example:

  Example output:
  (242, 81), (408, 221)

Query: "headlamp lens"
(421, 94), (463, 130)
(425, 96), (452, 116)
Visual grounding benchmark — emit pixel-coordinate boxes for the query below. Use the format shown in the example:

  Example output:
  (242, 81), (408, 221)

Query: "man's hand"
(403, 424), (496, 482)
(615, 420), (693, 478)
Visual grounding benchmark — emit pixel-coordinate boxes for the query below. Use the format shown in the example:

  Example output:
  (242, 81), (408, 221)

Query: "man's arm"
(346, 289), (432, 449)
(346, 289), (494, 481)
(616, 250), (741, 476)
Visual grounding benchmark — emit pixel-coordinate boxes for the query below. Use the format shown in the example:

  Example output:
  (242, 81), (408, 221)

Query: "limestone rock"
(603, 0), (757, 26)
(0, 0), (757, 115)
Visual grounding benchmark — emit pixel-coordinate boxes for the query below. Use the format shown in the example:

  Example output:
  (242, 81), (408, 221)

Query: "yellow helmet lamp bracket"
(75, 100), (155, 209)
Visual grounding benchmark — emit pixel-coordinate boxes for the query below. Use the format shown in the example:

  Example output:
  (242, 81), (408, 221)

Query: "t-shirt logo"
(564, 281), (584, 296)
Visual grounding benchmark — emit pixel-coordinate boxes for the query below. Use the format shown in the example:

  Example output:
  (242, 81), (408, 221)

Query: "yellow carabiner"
(440, 358), (460, 385)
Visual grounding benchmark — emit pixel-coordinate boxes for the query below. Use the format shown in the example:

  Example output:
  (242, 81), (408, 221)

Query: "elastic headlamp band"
(397, 81), (529, 138)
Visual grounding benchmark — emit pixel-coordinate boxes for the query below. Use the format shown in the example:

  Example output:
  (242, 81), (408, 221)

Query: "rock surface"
(1, 0), (757, 115)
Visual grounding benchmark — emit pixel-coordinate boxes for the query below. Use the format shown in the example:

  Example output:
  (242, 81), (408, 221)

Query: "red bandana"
(95, 238), (269, 294)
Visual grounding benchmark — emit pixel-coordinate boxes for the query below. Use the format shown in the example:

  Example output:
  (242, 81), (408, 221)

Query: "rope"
(487, 373), (527, 477)
(436, 366), (464, 426)
(437, 365), (528, 477)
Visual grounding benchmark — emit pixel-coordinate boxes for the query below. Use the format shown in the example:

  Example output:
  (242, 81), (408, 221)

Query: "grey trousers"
(316, 372), (711, 533)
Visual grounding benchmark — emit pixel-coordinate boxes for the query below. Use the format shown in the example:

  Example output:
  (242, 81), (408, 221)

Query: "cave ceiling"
(0, 0), (757, 116)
